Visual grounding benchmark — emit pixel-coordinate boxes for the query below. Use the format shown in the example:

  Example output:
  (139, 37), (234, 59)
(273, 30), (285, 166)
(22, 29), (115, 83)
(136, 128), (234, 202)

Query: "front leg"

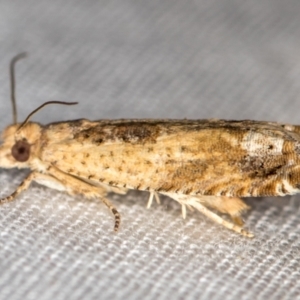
(45, 166), (121, 231)
(0, 170), (121, 231)
(0, 171), (44, 203)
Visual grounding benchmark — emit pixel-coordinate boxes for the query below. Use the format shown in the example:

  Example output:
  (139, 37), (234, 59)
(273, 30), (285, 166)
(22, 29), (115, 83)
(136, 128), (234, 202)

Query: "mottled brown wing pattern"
(42, 119), (300, 198)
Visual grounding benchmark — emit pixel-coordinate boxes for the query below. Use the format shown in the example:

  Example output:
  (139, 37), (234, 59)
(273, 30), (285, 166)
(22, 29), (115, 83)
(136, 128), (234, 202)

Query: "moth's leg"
(45, 166), (121, 231)
(199, 196), (250, 226)
(182, 204), (187, 219)
(147, 191), (161, 209)
(162, 193), (253, 238)
(70, 189), (121, 232)
(187, 200), (253, 238)
(0, 171), (42, 204)
(187, 205), (194, 212)
(103, 185), (128, 195)
(1, 171), (89, 203)
(100, 197), (121, 231)
(176, 194), (249, 225)
(181, 204), (195, 219)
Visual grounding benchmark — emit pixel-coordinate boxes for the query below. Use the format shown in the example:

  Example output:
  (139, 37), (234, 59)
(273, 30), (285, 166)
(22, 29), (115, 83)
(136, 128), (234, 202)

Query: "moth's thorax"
(0, 122), (44, 169)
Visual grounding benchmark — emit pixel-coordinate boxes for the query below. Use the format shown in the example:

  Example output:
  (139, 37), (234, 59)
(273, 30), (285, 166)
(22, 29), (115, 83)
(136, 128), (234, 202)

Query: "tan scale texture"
(1, 0), (300, 299)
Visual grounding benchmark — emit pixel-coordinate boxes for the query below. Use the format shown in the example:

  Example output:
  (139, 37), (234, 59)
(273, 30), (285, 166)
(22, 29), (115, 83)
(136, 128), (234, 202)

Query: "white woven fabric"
(1, 0), (300, 299)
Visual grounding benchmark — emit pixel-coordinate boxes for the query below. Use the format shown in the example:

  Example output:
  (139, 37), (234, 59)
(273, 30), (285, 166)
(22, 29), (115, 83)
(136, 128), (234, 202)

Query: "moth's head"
(0, 53), (78, 170)
(0, 122), (43, 169)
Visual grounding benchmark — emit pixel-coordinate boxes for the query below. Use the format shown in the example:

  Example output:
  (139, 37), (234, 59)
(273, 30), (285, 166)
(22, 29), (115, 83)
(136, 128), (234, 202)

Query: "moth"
(1, 54), (300, 238)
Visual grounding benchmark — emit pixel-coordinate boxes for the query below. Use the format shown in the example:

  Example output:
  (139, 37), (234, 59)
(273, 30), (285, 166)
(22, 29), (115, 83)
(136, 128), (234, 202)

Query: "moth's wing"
(41, 119), (300, 197)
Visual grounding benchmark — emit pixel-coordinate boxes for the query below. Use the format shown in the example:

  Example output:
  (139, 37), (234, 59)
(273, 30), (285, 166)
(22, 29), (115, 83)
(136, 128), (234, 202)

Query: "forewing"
(41, 119), (300, 197)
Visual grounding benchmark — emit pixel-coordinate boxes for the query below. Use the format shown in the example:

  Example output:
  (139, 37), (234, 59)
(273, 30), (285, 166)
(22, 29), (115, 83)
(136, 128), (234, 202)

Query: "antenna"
(10, 52), (27, 124)
(17, 101), (78, 131)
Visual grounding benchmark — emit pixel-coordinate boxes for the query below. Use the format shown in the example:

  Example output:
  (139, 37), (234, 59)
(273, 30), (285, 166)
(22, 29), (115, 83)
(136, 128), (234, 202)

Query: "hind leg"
(198, 196), (250, 226)
(162, 193), (253, 237)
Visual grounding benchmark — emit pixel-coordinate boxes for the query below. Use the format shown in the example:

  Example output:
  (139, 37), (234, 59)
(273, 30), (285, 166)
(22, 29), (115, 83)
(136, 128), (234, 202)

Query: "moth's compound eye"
(11, 140), (30, 162)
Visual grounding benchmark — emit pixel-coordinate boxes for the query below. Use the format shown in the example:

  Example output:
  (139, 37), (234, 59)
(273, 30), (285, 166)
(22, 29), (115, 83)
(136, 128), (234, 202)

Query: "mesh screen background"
(1, 1), (300, 299)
